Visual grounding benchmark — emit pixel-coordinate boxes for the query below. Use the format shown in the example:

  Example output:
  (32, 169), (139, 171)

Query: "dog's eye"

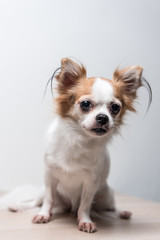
(110, 103), (121, 114)
(80, 100), (92, 112)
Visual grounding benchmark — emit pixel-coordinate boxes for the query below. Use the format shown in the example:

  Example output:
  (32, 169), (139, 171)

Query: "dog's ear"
(56, 58), (86, 92)
(113, 66), (143, 96)
(113, 66), (143, 111)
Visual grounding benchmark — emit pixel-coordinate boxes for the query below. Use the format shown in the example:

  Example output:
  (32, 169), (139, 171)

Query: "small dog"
(1, 58), (152, 233)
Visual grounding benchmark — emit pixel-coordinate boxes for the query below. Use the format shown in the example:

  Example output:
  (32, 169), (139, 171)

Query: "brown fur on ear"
(112, 66), (143, 112)
(56, 58), (87, 94)
(55, 58), (87, 117)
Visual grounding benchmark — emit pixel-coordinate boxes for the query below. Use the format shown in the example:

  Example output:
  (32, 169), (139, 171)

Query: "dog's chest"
(47, 128), (102, 172)
(55, 167), (95, 211)
(45, 119), (110, 211)
(55, 141), (94, 170)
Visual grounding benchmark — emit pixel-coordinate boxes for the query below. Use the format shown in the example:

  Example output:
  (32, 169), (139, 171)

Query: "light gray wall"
(0, 0), (160, 202)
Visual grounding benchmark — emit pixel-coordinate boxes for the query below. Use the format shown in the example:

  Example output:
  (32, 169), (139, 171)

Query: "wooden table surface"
(0, 193), (160, 240)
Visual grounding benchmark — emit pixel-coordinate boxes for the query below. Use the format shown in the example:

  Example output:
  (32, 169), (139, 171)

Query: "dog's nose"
(96, 114), (109, 126)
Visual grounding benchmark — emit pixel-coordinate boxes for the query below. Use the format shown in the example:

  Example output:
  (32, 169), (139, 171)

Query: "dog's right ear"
(56, 58), (86, 92)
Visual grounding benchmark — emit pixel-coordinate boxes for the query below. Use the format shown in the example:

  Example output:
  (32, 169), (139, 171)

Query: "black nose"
(96, 114), (109, 126)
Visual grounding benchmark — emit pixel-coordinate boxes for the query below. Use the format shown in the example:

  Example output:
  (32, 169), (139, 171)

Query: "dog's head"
(52, 58), (151, 137)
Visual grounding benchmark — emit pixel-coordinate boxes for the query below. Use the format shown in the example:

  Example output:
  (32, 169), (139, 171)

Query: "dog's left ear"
(113, 66), (143, 96)
(112, 66), (143, 111)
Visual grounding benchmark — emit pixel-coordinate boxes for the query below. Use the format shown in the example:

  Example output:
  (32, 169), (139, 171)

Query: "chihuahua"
(1, 58), (152, 233)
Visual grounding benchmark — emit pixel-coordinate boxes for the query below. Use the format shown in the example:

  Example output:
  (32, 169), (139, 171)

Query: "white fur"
(39, 116), (115, 227)
(0, 185), (44, 211)
(92, 78), (114, 103)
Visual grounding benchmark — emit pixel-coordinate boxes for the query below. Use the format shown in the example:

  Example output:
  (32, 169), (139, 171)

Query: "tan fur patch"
(113, 66), (142, 108)
(56, 58), (87, 95)
(111, 66), (143, 125)
(54, 58), (90, 117)
(55, 77), (95, 117)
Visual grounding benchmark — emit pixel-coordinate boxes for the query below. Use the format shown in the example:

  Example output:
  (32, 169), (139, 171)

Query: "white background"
(0, 0), (159, 202)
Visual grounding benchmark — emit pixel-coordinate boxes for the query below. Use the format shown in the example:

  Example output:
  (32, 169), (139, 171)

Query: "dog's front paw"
(32, 214), (51, 224)
(78, 221), (97, 233)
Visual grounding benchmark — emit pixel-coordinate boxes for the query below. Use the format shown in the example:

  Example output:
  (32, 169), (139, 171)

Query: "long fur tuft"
(141, 76), (152, 112)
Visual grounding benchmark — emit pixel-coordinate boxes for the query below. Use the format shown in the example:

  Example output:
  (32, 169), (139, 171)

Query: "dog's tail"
(0, 185), (44, 212)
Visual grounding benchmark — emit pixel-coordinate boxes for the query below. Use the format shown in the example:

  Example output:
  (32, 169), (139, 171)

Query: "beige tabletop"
(0, 193), (160, 240)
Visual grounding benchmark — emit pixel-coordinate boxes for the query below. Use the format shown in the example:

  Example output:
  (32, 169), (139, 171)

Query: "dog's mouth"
(91, 128), (107, 136)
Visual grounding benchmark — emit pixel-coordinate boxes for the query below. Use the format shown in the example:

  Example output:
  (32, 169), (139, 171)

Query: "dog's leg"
(93, 184), (132, 220)
(93, 184), (115, 211)
(77, 181), (98, 233)
(32, 173), (57, 224)
(119, 210), (132, 219)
